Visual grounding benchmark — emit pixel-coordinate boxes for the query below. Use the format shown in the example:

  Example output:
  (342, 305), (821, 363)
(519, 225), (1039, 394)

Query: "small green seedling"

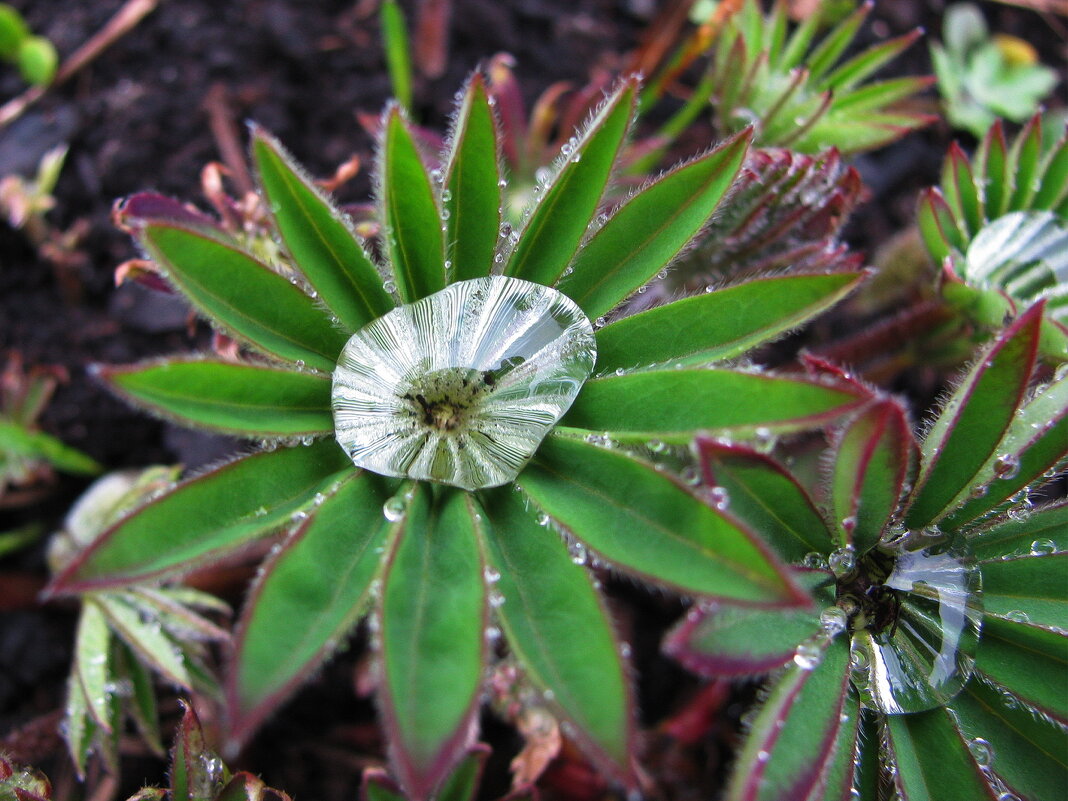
(0, 3), (57, 86)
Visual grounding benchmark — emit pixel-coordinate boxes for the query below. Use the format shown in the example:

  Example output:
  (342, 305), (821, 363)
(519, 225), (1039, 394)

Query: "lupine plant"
(917, 114), (1068, 358)
(667, 303), (1067, 800)
(46, 73), (876, 797)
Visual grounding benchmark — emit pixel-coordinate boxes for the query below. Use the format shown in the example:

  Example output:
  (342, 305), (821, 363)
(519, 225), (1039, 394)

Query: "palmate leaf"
(563, 368), (865, 442)
(558, 130), (750, 320)
(905, 303), (1043, 529)
(479, 485), (633, 782)
(48, 441), (351, 591)
(141, 224), (350, 371)
(724, 636), (851, 801)
(228, 471), (392, 743)
(505, 78), (638, 286)
(518, 434), (806, 605)
(595, 272), (865, 371)
(98, 358), (333, 438)
(252, 128), (394, 333)
(379, 486), (486, 799)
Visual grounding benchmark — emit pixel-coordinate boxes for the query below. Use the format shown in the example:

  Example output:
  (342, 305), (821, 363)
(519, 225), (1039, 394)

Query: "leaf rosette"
(49, 73), (870, 797)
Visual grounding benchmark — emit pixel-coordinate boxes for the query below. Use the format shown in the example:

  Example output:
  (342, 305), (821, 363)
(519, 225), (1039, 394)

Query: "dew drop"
(967, 737), (994, 767)
(382, 279), (396, 293)
(382, 495), (407, 521)
(793, 638), (822, 670)
(483, 566), (501, 584)
(1030, 539), (1056, 556)
(708, 486), (730, 511)
(820, 606), (849, 636)
(1004, 609), (1029, 623)
(535, 511), (551, 526)
(828, 546), (856, 579)
(993, 453), (1021, 480)
(489, 591), (506, 608)
(594, 316), (607, 328)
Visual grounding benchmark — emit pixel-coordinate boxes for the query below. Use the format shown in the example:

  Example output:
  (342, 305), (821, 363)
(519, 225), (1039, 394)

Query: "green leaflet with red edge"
(141, 224), (349, 371)
(479, 484), (633, 782)
(966, 500), (1068, 561)
(252, 129), (394, 333)
(379, 487), (485, 800)
(828, 400), (913, 553)
(973, 614), (1067, 724)
(505, 79), (638, 286)
(979, 552), (1067, 628)
(228, 471), (392, 744)
(49, 441), (351, 591)
(563, 369), (865, 441)
(558, 131), (749, 320)
(380, 106), (447, 303)
(443, 75), (501, 283)
(698, 440), (831, 565)
(594, 272), (865, 371)
(884, 710), (998, 801)
(519, 434), (805, 605)
(100, 358), (333, 438)
(724, 637), (851, 801)
(905, 303), (1043, 529)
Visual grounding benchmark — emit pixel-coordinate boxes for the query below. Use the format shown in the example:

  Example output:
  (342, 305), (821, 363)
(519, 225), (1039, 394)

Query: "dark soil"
(0, 1), (1062, 799)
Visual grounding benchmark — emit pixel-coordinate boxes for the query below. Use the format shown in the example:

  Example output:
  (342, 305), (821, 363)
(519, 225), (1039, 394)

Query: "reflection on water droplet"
(849, 547), (982, 714)
(1003, 609), (1029, 623)
(382, 496), (407, 521)
(829, 546), (857, 579)
(967, 737), (994, 766)
(993, 453), (1020, 480)
(332, 277), (596, 490)
(820, 606), (849, 636)
(793, 638), (823, 670)
(1030, 539), (1057, 556)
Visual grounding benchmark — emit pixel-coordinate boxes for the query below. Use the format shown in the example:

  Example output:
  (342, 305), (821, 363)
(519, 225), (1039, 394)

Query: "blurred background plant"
(0, 3), (57, 88)
(931, 2), (1059, 138)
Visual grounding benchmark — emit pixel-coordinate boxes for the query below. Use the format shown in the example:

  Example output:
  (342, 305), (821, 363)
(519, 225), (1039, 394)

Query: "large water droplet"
(848, 547), (982, 714)
(332, 276), (596, 490)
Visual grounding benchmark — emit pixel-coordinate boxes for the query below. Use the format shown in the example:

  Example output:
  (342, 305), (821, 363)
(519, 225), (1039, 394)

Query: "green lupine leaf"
(563, 369), (864, 441)
(979, 553), (1067, 628)
(974, 615), (1067, 723)
(506, 79), (637, 285)
(433, 746), (489, 801)
(595, 273), (864, 372)
(381, 107), (446, 303)
(252, 129), (394, 332)
(1033, 132), (1068, 212)
(114, 640), (163, 755)
(698, 440), (832, 564)
(142, 224), (349, 371)
(829, 401), (913, 553)
(380, 0), (412, 113)
(906, 303), (1042, 529)
(950, 668), (1068, 799)
(664, 587), (824, 676)
(519, 435), (805, 604)
(170, 703), (218, 801)
(479, 485), (633, 780)
(94, 594), (192, 688)
(64, 670), (95, 778)
(942, 143), (983, 238)
(74, 601), (113, 731)
(229, 471), (391, 742)
(0, 419), (102, 475)
(832, 76), (933, 115)
(380, 486), (485, 799)
(559, 131), (749, 320)
(917, 188), (962, 264)
(1008, 116), (1042, 211)
(976, 120), (1010, 219)
(884, 710), (998, 801)
(363, 770), (407, 801)
(99, 358), (333, 438)
(725, 637), (850, 801)
(806, 1), (869, 81)
(939, 376), (1067, 530)
(780, 8), (822, 70)
(822, 30), (921, 92)
(808, 694), (861, 801)
(967, 500), (1068, 562)
(50, 441), (351, 590)
(443, 74), (501, 283)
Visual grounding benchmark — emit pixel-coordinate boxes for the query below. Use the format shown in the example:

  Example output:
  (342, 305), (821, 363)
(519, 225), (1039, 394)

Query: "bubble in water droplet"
(1030, 539), (1057, 556)
(993, 453), (1021, 480)
(793, 638), (823, 670)
(383, 496), (407, 521)
(820, 606), (849, 636)
(967, 737), (994, 766)
(828, 546), (856, 579)
(331, 277), (596, 491)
